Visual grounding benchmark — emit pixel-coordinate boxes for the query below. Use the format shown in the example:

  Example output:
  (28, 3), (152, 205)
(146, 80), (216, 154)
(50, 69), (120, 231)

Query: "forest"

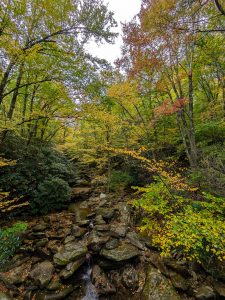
(0, 0), (225, 299)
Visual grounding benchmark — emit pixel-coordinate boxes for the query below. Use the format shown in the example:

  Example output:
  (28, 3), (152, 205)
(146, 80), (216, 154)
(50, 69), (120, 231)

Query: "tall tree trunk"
(7, 62), (24, 119)
(0, 59), (16, 105)
(188, 71), (198, 168)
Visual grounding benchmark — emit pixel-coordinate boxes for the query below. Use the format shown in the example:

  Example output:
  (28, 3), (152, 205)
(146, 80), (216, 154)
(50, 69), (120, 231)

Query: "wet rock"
(194, 285), (216, 300)
(126, 231), (146, 251)
(110, 223), (127, 238)
(98, 199), (107, 207)
(100, 243), (140, 262)
(33, 223), (49, 232)
(100, 193), (107, 200)
(53, 243), (88, 266)
(164, 258), (190, 278)
(47, 240), (60, 254)
(98, 208), (115, 221)
(72, 225), (88, 238)
(104, 239), (119, 250)
(76, 220), (90, 227)
(169, 271), (189, 291)
(59, 257), (85, 279)
(47, 277), (62, 291)
(92, 265), (116, 295)
(122, 265), (139, 290)
(35, 285), (73, 300)
(0, 261), (32, 285)
(36, 247), (52, 260)
(95, 215), (106, 225)
(88, 231), (110, 252)
(95, 224), (110, 232)
(64, 236), (75, 244)
(116, 203), (131, 224)
(98, 258), (124, 269)
(29, 261), (54, 288)
(142, 264), (180, 300)
(0, 292), (12, 300)
(35, 238), (48, 248)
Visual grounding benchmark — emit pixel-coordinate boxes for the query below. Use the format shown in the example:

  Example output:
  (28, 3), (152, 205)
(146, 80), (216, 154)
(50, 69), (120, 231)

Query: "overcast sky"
(86, 0), (141, 64)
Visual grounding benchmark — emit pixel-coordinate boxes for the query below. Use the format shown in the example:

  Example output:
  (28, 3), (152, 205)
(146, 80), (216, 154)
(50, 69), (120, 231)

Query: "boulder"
(35, 285), (73, 300)
(59, 257), (85, 279)
(169, 271), (189, 291)
(29, 261), (54, 288)
(94, 215), (106, 225)
(53, 243), (87, 266)
(110, 223), (127, 238)
(100, 243), (140, 262)
(98, 208), (115, 221)
(104, 239), (119, 250)
(0, 260), (32, 285)
(92, 265), (116, 295)
(88, 231), (110, 252)
(194, 285), (216, 300)
(142, 264), (180, 300)
(126, 231), (146, 251)
(32, 223), (49, 232)
(72, 225), (87, 238)
(122, 265), (139, 290)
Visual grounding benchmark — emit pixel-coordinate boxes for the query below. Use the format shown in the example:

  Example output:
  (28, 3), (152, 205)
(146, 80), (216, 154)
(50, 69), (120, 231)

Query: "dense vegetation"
(0, 0), (225, 267)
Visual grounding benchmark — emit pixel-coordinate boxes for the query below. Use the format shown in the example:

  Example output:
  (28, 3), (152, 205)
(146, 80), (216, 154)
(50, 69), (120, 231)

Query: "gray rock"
(104, 239), (119, 250)
(95, 224), (110, 232)
(29, 261), (54, 288)
(33, 223), (49, 232)
(59, 257), (85, 279)
(92, 265), (116, 295)
(122, 265), (139, 290)
(47, 277), (62, 291)
(98, 208), (115, 221)
(100, 193), (107, 200)
(53, 243), (88, 266)
(64, 236), (75, 244)
(100, 243), (140, 262)
(72, 226), (87, 238)
(195, 285), (216, 300)
(169, 271), (189, 291)
(35, 238), (49, 248)
(0, 261), (32, 285)
(88, 231), (110, 252)
(127, 232), (146, 251)
(142, 264), (180, 300)
(95, 215), (106, 225)
(35, 285), (73, 300)
(116, 203), (131, 224)
(110, 224), (127, 238)
(164, 258), (190, 278)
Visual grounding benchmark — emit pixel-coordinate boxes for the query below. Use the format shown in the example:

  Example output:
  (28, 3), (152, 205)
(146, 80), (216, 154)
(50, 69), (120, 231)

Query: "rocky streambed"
(0, 187), (225, 300)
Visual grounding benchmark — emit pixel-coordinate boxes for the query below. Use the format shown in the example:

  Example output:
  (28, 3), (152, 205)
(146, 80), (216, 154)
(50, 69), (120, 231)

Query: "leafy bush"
(0, 143), (76, 214)
(31, 177), (71, 214)
(133, 177), (225, 263)
(0, 222), (27, 270)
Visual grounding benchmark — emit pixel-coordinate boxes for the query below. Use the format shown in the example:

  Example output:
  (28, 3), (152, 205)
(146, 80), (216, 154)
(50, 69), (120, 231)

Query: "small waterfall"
(82, 261), (98, 300)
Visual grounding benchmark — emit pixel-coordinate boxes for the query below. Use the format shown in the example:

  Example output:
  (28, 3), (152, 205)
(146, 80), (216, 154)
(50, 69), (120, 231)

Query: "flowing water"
(82, 262), (98, 300)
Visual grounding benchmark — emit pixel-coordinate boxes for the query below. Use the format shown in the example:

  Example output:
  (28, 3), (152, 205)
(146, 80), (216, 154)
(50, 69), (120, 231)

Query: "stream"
(82, 262), (99, 300)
